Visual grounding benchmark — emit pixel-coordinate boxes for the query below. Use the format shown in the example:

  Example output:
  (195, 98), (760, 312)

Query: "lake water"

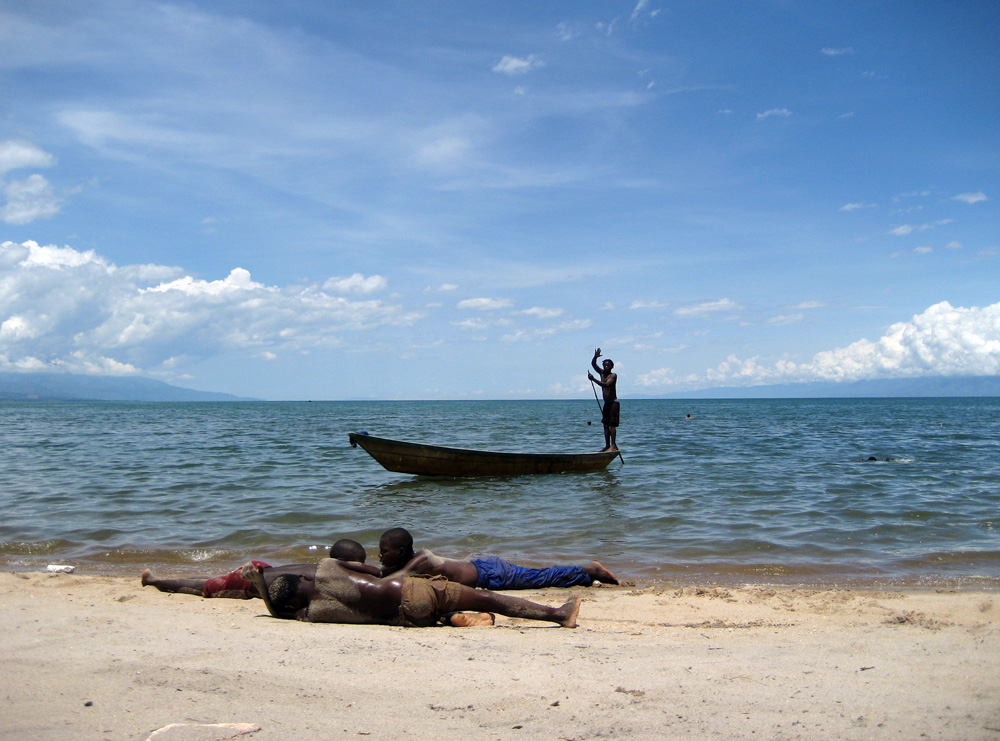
(2, 398), (997, 588)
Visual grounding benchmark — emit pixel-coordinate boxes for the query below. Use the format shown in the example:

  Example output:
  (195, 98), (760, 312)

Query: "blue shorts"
(468, 554), (593, 590)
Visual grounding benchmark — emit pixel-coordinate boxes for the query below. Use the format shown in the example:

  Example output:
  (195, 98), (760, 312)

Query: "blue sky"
(1, 1), (997, 400)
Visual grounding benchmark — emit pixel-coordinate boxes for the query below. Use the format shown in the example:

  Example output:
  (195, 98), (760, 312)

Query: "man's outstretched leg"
(453, 587), (581, 628)
(140, 569), (207, 596)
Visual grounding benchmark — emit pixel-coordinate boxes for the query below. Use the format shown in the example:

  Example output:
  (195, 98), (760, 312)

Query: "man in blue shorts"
(377, 527), (618, 590)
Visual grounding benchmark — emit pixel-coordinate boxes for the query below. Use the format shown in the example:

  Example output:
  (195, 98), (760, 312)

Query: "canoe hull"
(349, 433), (618, 477)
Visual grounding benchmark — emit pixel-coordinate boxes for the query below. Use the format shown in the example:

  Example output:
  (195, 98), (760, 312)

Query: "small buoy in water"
(587, 420), (592, 425)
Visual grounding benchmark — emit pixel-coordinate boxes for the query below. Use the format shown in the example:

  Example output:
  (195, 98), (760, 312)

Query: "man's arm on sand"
(241, 563), (297, 620)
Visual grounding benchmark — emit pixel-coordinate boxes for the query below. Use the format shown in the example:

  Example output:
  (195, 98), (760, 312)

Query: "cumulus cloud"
(0, 140), (56, 175)
(457, 297), (514, 311)
(519, 307), (564, 319)
(0, 140), (62, 224)
(0, 240), (419, 376)
(637, 301), (1000, 389)
(323, 273), (388, 294)
(492, 55), (544, 76)
(802, 301), (1000, 379)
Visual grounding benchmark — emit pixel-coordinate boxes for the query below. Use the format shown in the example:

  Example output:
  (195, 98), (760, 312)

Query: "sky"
(1, 0), (998, 400)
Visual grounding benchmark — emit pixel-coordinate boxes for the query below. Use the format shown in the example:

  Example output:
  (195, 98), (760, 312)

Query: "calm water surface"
(1, 398), (997, 587)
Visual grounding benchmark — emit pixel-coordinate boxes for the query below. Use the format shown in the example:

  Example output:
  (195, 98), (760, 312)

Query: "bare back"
(401, 549), (481, 587)
(304, 559), (402, 624)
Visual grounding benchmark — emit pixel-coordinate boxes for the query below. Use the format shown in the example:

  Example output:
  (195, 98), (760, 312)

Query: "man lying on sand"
(241, 560), (581, 628)
(141, 539), (375, 599)
(378, 527), (618, 589)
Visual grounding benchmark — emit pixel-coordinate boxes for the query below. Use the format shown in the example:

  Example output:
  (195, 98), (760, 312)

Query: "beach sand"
(2, 571), (998, 740)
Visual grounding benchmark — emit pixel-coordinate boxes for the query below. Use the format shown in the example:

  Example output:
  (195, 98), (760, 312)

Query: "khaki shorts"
(399, 575), (464, 627)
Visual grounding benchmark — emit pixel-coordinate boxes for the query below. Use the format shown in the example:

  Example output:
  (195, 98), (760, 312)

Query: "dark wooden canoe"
(349, 432), (618, 477)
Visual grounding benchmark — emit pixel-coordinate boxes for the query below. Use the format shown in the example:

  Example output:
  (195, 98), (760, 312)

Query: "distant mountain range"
(0, 372), (258, 402)
(646, 375), (1000, 399)
(1, 371), (998, 402)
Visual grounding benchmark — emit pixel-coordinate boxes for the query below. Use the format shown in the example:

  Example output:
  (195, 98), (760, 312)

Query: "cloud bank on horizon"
(3, 239), (998, 396)
(1, 1), (997, 399)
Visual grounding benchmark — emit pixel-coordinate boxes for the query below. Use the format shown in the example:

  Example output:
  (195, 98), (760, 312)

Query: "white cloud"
(146, 267), (265, 296)
(674, 298), (742, 318)
(756, 108), (792, 121)
(492, 55), (544, 76)
(453, 318), (488, 331)
(767, 314), (804, 326)
(457, 297), (513, 311)
(801, 301), (1000, 380)
(840, 202), (876, 211)
(323, 273), (388, 294)
(629, 299), (670, 309)
(792, 301), (826, 310)
(629, 0), (660, 23)
(952, 192), (988, 204)
(821, 47), (855, 56)
(892, 220), (954, 236)
(0, 140), (56, 175)
(0, 140), (62, 224)
(0, 240), (419, 377)
(1, 176), (62, 224)
(519, 306), (564, 319)
(642, 301), (1000, 389)
(501, 319), (591, 342)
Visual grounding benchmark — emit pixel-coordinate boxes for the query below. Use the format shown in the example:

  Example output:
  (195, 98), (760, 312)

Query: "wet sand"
(2, 571), (998, 740)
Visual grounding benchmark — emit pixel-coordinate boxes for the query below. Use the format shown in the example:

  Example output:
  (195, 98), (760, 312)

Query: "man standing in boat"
(588, 347), (619, 452)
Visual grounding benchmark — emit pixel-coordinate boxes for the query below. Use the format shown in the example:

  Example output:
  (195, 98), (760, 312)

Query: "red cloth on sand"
(202, 561), (271, 598)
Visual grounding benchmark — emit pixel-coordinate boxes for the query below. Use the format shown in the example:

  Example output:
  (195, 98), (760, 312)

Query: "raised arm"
(590, 347), (603, 374)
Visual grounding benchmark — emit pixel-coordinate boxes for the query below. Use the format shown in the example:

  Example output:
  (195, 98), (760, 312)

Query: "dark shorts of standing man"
(602, 400), (620, 428)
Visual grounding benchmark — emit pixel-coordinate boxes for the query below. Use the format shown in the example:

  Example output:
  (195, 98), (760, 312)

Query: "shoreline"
(3, 571), (998, 739)
(4, 556), (998, 592)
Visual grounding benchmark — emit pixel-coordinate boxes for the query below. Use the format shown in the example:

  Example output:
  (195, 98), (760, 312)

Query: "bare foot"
(141, 569), (152, 587)
(586, 561), (619, 585)
(447, 612), (495, 627)
(557, 596), (581, 628)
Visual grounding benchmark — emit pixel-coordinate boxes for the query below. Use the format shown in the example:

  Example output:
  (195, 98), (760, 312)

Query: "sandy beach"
(2, 570), (998, 740)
